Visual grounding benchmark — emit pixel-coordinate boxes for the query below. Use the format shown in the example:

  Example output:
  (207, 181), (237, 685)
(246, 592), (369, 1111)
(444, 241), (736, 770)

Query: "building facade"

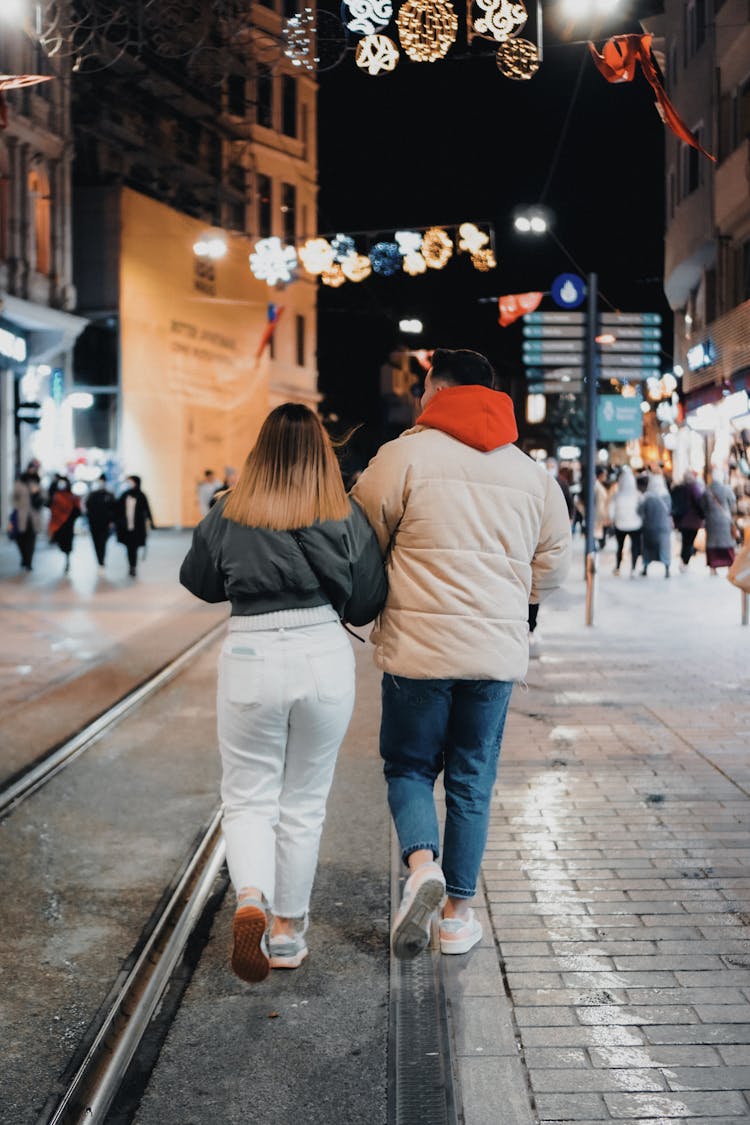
(645, 0), (750, 479)
(0, 18), (87, 528)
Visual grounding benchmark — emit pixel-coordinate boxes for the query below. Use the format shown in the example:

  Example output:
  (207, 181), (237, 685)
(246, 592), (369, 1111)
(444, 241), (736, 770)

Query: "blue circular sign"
(551, 273), (586, 310)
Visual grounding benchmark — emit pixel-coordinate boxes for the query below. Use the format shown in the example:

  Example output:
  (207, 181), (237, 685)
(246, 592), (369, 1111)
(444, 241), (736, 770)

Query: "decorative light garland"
(369, 241), (403, 276)
(421, 226), (454, 270)
(249, 237), (298, 285)
(457, 222), (489, 253)
(341, 253), (373, 282)
(282, 8), (319, 70)
(355, 33), (400, 75)
(343, 0), (393, 36)
(403, 252), (428, 275)
(472, 0), (527, 42)
(321, 264), (346, 287)
(396, 0), (458, 63)
(471, 248), (497, 271)
(496, 38), (540, 79)
(298, 237), (335, 274)
(331, 233), (356, 261)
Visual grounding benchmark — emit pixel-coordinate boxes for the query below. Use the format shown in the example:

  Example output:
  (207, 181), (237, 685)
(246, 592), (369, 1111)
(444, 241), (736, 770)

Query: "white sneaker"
(439, 909), (483, 955)
(391, 861), (445, 960)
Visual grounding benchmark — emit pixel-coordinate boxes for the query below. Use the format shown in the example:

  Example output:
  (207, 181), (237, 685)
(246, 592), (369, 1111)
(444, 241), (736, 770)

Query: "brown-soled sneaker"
(231, 901), (270, 983)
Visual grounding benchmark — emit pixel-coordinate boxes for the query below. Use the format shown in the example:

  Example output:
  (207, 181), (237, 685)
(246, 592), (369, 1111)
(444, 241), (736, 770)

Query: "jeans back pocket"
(307, 645), (355, 704)
(222, 645), (266, 707)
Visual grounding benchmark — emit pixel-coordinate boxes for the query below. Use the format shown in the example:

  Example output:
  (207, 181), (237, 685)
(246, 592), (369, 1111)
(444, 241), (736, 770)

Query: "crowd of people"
(7, 461), (155, 578)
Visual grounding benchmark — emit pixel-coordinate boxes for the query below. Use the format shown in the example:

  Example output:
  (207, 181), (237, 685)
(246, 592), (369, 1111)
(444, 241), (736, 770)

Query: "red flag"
(588, 34), (716, 162)
(498, 291), (543, 328)
(255, 303), (284, 360)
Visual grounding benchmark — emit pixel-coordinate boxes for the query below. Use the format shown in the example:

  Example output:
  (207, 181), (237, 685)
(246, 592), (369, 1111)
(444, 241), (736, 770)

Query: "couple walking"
(180, 349), (572, 983)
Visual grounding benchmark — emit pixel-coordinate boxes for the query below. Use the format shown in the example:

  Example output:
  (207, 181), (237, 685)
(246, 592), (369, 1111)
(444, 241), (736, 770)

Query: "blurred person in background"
(701, 469), (738, 575)
(10, 469), (44, 571)
(115, 475), (154, 578)
(85, 474), (116, 569)
(670, 470), (705, 571)
(639, 472), (673, 578)
(196, 469), (217, 518)
(593, 465), (611, 551)
(611, 465), (642, 577)
(209, 466), (238, 509)
(48, 477), (81, 575)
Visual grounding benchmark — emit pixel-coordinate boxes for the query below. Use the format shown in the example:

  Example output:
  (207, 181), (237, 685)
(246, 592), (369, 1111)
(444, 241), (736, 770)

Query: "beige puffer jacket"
(351, 385), (572, 682)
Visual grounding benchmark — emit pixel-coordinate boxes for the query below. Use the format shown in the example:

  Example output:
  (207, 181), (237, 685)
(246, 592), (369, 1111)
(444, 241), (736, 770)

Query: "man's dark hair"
(430, 348), (497, 389)
(129, 474), (142, 490)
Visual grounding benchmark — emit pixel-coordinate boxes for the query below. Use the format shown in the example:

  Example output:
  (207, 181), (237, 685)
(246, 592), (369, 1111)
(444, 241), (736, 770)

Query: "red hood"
(416, 385), (518, 452)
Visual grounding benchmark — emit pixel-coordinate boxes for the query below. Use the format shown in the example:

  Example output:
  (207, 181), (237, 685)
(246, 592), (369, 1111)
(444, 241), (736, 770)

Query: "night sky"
(315, 0), (673, 453)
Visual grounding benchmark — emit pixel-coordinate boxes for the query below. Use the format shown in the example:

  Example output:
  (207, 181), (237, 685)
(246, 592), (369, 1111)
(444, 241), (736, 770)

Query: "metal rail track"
(0, 619), (227, 820)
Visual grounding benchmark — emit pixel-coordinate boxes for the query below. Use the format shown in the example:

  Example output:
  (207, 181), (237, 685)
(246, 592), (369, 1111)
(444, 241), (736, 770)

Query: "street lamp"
(512, 206), (552, 235)
(193, 235), (228, 260)
(399, 318), (423, 334)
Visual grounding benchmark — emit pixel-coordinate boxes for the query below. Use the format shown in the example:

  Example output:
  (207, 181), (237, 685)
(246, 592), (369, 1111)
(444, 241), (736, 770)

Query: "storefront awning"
(0, 293), (88, 363)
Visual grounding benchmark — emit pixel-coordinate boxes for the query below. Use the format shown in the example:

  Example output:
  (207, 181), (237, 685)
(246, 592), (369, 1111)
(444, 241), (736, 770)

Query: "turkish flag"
(498, 291), (543, 328)
(255, 303), (284, 360)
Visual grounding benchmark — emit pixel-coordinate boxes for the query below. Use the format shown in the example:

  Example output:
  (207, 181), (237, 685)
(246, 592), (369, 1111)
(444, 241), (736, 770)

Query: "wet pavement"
(2, 528), (749, 1123)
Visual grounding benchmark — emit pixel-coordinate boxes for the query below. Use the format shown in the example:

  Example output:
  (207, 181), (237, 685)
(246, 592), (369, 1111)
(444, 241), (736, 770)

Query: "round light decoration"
(331, 233), (356, 261)
(369, 241), (403, 276)
(341, 253), (373, 282)
(321, 264), (346, 287)
(395, 230), (423, 255)
(249, 237), (298, 285)
(299, 237), (335, 274)
(283, 8), (319, 70)
(471, 248), (497, 272)
(472, 0), (527, 42)
(421, 226), (453, 270)
(496, 38), (540, 79)
(403, 252), (427, 276)
(355, 33), (400, 75)
(396, 0), (458, 62)
(343, 0), (393, 36)
(458, 222), (489, 254)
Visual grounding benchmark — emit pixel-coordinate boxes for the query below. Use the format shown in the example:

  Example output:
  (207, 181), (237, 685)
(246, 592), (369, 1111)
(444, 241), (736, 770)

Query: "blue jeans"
(380, 675), (513, 899)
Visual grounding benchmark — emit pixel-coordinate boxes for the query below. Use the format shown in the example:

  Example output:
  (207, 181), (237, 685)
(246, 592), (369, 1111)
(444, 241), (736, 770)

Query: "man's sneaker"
(268, 930), (309, 969)
(439, 909), (483, 955)
(231, 899), (270, 983)
(391, 861), (445, 960)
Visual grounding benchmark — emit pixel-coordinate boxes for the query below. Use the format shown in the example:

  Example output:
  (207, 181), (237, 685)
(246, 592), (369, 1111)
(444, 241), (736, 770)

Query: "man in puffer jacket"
(352, 348), (571, 960)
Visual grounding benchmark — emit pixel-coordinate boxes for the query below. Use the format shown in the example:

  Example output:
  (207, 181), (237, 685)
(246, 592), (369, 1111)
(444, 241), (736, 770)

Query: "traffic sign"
(600, 312), (662, 326)
(524, 312), (584, 323)
(523, 325), (585, 339)
(598, 340), (661, 354)
(523, 339), (584, 354)
(551, 273), (586, 310)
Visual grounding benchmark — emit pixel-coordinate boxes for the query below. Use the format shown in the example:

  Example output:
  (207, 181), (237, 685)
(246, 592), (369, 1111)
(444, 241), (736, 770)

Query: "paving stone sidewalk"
(474, 540), (750, 1124)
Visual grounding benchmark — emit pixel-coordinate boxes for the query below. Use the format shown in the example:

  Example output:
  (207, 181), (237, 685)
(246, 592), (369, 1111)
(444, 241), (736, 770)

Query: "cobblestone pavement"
(474, 539), (750, 1124)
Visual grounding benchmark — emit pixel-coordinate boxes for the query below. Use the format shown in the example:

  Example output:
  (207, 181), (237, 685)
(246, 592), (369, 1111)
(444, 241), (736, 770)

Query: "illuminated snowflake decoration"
(421, 226), (453, 269)
(395, 230), (423, 254)
(403, 252), (427, 276)
(458, 222), (489, 253)
(341, 253), (373, 282)
(283, 8), (319, 70)
(355, 34), (400, 75)
(397, 0), (458, 62)
(471, 248), (497, 271)
(369, 241), (403, 276)
(496, 38), (539, 79)
(344, 0), (393, 36)
(321, 263), (346, 287)
(249, 237), (298, 285)
(472, 0), (527, 42)
(331, 233), (356, 261)
(299, 237), (335, 274)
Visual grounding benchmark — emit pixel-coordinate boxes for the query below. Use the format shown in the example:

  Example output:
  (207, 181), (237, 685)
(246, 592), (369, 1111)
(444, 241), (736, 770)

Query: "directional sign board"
(524, 339), (585, 354)
(529, 381), (583, 395)
(599, 340), (661, 353)
(524, 353), (584, 366)
(600, 312), (662, 326)
(599, 355), (660, 370)
(523, 324), (584, 339)
(524, 312), (584, 324)
(600, 325), (661, 339)
(597, 396), (644, 442)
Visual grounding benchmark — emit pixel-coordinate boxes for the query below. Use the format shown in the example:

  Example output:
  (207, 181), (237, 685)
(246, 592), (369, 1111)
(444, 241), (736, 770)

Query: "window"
(227, 75), (246, 117)
(257, 173), (272, 238)
(668, 168), (676, 219)
(281, 75), (297, 138)
(738, 77), (750, 145)
(296, 315), (305, 366)
(228, 163), (245, 192)
(28, 165), (50, 276)
(667, 40), (677, 93)
(684, 0), (708, 62)
(281, 182), (296, 244)
(256, 64), (274, 129)
(680, 129), (703, 196)
(742, 240), (750, 303)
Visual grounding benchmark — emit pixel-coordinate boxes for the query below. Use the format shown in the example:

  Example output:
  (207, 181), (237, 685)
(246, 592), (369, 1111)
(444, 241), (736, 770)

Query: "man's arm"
(350, 439), (411, 555)
(531, 473), (573, 603)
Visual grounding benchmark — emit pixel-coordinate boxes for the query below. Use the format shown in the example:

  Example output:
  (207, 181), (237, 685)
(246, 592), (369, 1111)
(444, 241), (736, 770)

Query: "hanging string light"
(331, 233), (356, 261)
(471, 248), (497, 271)
(299, 237), (335, 274)
(343, 0), (393, 36)
(321, 263), (346, 287)
(369, 241), (403, 276)
(421, 226), (453, 269)
(472, 0), (527, 42)
(341, 253), (373, 282)
(457, 222), (489, 253)
(355, 34), (400, 75)
(403, 252), (427, 275)
(396, 0), (458, 62)
(249, 237), (298, 285)
(496, 38), (540, 79)
(395, 230), (423, 254)
(283, 8), (319, 70)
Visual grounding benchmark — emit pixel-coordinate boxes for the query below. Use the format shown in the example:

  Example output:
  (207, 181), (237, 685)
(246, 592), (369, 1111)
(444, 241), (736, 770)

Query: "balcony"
(715, 138), (750, 234)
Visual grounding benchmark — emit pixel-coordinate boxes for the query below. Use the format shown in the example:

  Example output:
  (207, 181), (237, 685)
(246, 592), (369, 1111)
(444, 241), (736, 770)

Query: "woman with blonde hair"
(180, 403), (386, 983)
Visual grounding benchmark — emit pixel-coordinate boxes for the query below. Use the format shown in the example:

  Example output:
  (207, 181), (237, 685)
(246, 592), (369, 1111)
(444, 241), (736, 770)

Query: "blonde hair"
(222, 403), (350, 530)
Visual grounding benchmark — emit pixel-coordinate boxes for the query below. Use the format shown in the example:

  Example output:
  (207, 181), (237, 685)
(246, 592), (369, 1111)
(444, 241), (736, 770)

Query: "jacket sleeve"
(179, 524), (228, 603)
(530, 473), (573, 604)
(343, 503), (388, 626)
(350, 438), (411, 555)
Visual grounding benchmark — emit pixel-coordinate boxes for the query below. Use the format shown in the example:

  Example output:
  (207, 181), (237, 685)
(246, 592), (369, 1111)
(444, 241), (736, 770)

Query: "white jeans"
(218, 613), (355, 917)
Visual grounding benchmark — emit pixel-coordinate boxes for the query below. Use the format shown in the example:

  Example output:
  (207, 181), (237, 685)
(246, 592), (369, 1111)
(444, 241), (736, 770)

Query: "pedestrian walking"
(670, 470), (705, 570)
(179, 403), (386, 984)
(115, 475), (154, 578)
(196, 469), (217, 518)
(48, 477), (81, 574)
(85, 474), (115, 568)
(594, 465), (611, 550)
(611, 465), (642, 576)
(10, 470), (44, 571)
(701, 470), (738, 575)
(352, 348), (571, 960)
(639, 472), (673, 577)
(208, 466), (238, 509)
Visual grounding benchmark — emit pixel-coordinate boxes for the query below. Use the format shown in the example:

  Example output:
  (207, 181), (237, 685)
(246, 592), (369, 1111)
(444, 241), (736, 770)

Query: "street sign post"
(600, 312), (662, 325)
(597, 395), (644, 442)
(551, 273), (587, 310)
